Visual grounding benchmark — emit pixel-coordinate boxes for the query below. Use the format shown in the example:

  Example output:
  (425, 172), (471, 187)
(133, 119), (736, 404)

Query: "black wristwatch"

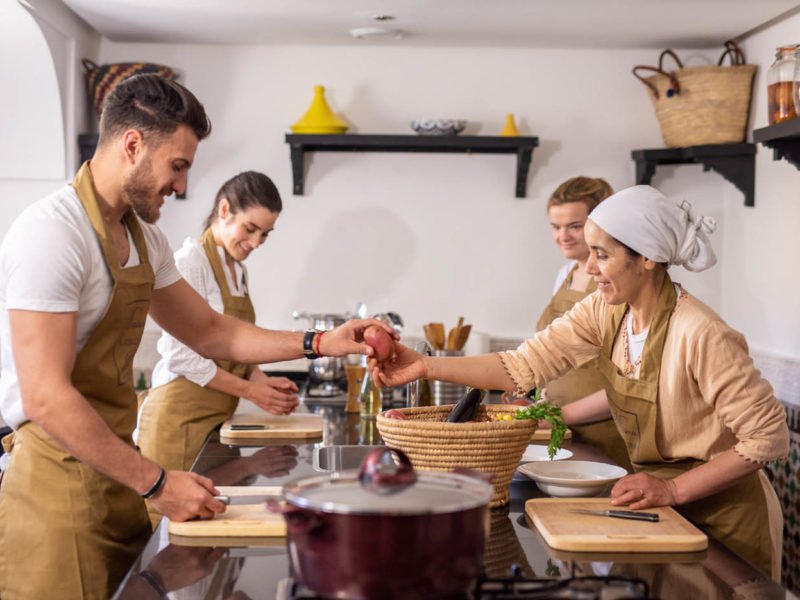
(303, 329), (321, 360)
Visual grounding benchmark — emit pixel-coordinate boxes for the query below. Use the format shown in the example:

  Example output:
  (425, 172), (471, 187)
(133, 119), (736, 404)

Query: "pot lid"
(282, 448), (493, 515)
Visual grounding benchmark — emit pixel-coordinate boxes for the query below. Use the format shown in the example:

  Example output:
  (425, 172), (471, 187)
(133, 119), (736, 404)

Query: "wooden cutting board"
(531, 427), (572, 442)
(525, 498), (707, 552)
(220, 413), (323, 441)
(168, 486), (286, 538)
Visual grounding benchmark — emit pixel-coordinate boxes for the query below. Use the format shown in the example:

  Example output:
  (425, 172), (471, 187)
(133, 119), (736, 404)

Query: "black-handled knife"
(570, 509), (660, 522)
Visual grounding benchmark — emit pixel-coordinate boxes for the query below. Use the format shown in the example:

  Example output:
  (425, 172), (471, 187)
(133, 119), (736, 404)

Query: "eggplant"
(447, 387), (485, 423)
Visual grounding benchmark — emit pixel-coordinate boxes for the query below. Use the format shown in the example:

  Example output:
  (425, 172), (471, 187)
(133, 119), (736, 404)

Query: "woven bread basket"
(376, 405), (535, 507)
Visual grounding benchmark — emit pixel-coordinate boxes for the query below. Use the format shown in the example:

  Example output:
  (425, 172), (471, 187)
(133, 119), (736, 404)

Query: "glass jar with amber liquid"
(359, 371), (382, 418)
(767, 45), (798, 125)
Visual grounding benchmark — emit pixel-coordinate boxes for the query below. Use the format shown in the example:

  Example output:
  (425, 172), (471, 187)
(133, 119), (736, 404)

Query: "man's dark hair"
(98, 74), (212, 147)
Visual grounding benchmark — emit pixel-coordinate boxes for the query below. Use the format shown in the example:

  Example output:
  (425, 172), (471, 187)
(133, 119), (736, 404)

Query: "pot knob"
(358, 447), (417, 495)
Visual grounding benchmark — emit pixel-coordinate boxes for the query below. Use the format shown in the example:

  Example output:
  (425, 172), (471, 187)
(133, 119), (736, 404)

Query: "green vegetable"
(513, 401), (566, 459)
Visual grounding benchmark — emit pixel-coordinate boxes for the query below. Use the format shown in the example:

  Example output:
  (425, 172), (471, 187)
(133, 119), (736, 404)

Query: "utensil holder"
(431, 350), (466, 405)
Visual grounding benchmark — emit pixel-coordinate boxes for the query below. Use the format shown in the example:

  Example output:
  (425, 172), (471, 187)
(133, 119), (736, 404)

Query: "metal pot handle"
(358, 447), (417, 494)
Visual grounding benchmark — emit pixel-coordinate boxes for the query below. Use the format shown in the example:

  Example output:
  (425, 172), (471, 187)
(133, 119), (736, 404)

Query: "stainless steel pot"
(268, 448), (493, 600)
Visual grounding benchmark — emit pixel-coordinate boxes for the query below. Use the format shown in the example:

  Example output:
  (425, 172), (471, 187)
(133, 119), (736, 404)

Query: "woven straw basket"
(644, 65), (756, 147)
(633, 43), (756, 148)
(376, 405), (535, 507)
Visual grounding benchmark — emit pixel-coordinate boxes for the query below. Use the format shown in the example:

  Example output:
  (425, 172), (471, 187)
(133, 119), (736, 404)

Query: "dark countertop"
(114, 398), (791, 600)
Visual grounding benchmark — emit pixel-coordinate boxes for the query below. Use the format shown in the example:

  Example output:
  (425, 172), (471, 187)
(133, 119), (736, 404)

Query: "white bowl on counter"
(517, 460), (627, 498)
(520, 444), (573, 462)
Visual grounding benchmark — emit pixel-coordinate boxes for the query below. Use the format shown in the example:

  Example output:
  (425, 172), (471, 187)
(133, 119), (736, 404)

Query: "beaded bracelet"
(314, 331), (325, 357)
(140, 467), (166, 499)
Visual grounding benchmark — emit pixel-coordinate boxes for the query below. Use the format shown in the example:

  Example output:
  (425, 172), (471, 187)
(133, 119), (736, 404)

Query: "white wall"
(95, 41), (726, 343)
(2, 9), (798, 366)
(0, 0), (99, 236)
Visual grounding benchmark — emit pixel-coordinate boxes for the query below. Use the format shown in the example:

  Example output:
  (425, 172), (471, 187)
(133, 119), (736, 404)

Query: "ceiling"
(60, 0), (800, 49)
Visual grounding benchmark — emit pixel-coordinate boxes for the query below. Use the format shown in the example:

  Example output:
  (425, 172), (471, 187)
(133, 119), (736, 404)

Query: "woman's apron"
(536, 265), (632, 471)
(598, 274), (780, 580)
(137, 228), (255, 489)
(0, 163), (154, 600)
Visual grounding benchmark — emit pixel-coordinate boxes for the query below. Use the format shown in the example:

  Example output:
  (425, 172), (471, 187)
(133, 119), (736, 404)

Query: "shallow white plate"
(520, 444), (573, 462)
(516, 460), (627, 498)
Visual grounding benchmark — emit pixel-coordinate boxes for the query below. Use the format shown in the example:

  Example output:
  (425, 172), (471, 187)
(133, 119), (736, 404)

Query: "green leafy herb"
(513, 401), (566, 459)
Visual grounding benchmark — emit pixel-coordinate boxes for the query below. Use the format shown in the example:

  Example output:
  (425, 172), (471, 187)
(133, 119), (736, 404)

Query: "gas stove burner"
(476, 574), (651, 599)
(305, 382), (344, 398)
(282, 575), (651, 599)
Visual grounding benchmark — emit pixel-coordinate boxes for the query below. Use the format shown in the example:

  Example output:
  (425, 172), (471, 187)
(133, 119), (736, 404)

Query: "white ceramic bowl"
(520, 444), (573, 462)
(410, 119), (467, 136)
(516, 460), (627, 498)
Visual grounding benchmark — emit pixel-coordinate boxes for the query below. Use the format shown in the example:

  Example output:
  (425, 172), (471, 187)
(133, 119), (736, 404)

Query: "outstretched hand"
(321, 318), (399, 358)
(368, 343), (426, 388)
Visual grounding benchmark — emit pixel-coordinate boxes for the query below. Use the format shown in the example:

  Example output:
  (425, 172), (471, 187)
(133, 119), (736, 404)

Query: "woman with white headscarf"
(371, 185), (789, 579)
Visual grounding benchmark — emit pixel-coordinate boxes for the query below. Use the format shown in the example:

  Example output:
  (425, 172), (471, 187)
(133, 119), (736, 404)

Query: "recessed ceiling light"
(349, 27), (403, 40)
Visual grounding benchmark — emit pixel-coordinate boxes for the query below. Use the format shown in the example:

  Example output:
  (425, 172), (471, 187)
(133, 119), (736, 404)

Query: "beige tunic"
(500, 287), (789, 465)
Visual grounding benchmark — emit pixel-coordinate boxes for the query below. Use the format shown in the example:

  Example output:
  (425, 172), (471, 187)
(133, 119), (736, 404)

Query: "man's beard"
(122, 156), (165, 224)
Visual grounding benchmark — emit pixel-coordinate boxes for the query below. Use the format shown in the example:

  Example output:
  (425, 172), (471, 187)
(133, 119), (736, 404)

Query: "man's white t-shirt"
(0, 184), (181, 429)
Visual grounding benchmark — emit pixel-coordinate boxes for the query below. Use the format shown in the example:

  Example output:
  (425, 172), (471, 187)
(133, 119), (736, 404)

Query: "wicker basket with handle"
(376, 404), (535, 507)
(632, 41), (756, 148)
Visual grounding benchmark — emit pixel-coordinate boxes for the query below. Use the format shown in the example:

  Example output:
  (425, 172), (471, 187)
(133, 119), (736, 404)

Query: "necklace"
(621, 310), (642, 377)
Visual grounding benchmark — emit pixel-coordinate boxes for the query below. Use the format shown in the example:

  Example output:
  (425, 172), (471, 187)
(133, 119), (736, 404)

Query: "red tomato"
(511, 399), (531, 407)
(364, 325), (394, 361)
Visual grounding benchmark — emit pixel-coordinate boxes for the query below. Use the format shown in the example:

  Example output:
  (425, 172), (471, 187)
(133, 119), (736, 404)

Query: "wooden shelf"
(285, 134), (540, 197)
(631, 143), (756, 207)
(77, 134), (187, 200)
(753, 119), (800, 170)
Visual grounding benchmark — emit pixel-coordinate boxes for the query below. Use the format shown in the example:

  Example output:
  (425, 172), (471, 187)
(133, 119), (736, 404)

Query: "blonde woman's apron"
(0, 162), (154, 599)
(598, 275), (780, 579)
(536, 265), (631, 470)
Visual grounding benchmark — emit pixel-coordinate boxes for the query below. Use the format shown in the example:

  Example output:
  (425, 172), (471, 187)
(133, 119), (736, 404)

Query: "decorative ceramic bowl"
(516, 460), (627, 498)
(410, 119), (467, 136)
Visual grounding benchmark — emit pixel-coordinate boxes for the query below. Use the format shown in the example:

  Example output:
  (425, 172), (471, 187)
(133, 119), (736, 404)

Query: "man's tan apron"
(598, 274), (781, 580)
(0, 163), (154, 600)
(536, 265), (631, 471)
(138, 228), (255, 483)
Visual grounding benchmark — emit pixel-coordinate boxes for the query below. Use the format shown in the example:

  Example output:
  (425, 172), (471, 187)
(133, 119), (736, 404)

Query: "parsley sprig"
(513, 401), (567, 459)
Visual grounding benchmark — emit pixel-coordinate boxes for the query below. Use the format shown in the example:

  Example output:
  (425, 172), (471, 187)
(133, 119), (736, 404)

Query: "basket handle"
(658, 49), (684, 71)
(632, 65), (681, 99)
(81, 58), (99, 73)
(718, 40), (746, 65)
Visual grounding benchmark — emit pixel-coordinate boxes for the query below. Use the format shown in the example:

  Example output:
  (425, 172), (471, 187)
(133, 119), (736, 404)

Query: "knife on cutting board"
(214, 485), (282, 506)
(569, 509), (659, 522)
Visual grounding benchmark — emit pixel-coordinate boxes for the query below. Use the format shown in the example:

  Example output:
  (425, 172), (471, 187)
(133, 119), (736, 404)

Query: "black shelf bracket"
(631, 143), (756, 207)
(754, 119), (800, 170)
(77, 133), (188, 200)
(285, 134), (540, 198)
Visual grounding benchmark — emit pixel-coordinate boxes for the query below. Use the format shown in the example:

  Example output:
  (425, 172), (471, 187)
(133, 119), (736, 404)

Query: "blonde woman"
(536, 176), (630, 470)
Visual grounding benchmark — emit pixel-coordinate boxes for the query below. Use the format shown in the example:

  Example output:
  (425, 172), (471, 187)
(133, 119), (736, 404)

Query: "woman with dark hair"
(372, 185), (788, 579)
(535, 176), (630, 470)
(137, 171), (298, 522)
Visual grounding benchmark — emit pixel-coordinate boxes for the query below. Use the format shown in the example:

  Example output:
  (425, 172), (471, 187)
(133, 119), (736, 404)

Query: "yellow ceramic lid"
(291, 85), (349, 134)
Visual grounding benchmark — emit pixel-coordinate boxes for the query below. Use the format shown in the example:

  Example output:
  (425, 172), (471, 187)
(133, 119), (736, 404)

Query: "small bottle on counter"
(359, 371), (382, 418)
(767, 44), (799, 125)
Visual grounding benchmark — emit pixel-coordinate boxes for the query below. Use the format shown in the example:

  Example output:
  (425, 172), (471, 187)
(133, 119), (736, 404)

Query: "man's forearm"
(204, 366), (251, 399)
(28, 384), (161, 494)
(560, 389), (611, 425)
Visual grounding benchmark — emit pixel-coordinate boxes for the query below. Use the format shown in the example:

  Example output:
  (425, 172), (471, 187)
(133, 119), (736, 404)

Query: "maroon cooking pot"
(268, 447), (493, 600)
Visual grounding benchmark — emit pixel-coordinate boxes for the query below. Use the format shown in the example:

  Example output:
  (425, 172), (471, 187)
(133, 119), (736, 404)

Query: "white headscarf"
(588, 185), (717, 272)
